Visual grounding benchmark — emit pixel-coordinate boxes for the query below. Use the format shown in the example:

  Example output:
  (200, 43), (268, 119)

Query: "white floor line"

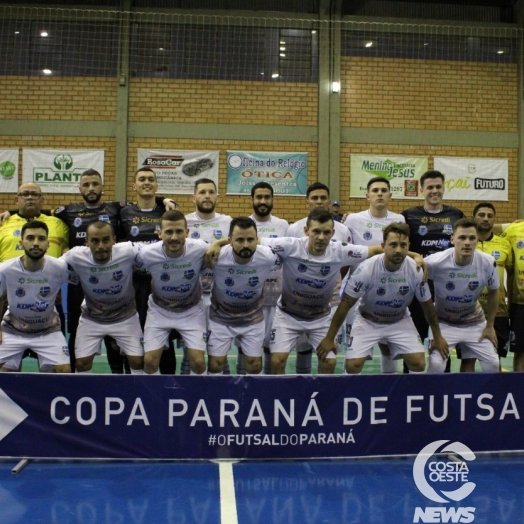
(219, 461), (239, 524)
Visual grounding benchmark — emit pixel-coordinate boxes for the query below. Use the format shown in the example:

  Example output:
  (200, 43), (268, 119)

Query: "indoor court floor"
(0, 454), (523, 523)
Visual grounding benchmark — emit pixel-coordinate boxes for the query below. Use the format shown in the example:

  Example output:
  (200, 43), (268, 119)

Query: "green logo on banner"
(361, 159), (415, 179)
(53, 154), (73, 171)
(0, 161), (16, 178)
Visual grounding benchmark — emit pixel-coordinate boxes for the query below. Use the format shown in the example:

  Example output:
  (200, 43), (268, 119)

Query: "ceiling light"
(40, 31), (48, 37)
(332, 82), (340, 93)
(43, 69), (52, 75)
(271, 73), (279, 78)
(497, 50), (504, 54)
(365, 42), (373, 48)
(280, 53), (285, 57)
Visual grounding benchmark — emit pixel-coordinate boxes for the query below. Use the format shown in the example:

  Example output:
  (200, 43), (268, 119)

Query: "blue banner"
(226, 151), (308, 195)
(0, 374), (522, 460)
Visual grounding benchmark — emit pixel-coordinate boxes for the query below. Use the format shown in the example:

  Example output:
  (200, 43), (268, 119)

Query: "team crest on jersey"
(89, 276), (98, 285)
(363, 232), (372, 241)
(73, 217), (82, 228)
(398, 285), (410, 295)
(418, 226), (428, 236)
(517, 240), (524, 249)
(38, 286), (51, 298)
(15, 288), (25, 298)
(99, 215), (109, 222)
(376, 287), (386, 296)
(320, 265), (331, 276)
(130, 226), (140, 237)
(191, 231), (200, 239)
(468, 281), (479, 291)
(155, 225), (160, 232)
(443, 224), (453, 235)
(13, 229), (21, 237)
(353, 281), (364, 293)
(160, 273), (170, 282)
(491, 250), (501, 260)
(213, 229), (223, 239)
(225, 278), (235, 287)
(446, 281), (455, 290)
(248, 276), (260, 287)
(297, 263), (307, 273)
(184, 269), (195, 280)
(112, 270), (124, 281)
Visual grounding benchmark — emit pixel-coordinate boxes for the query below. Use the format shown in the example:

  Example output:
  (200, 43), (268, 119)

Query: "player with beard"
(207, 217), (282, 375)
(0, 221), (71, 373)
(460, 203), (513, 371)
(51, 169), (175, 373)
(184, 178), (233, 373)
(249, 182), (289, 374)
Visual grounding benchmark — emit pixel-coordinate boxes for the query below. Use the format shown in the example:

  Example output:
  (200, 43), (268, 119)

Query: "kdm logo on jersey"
(413, 440), (476, 523)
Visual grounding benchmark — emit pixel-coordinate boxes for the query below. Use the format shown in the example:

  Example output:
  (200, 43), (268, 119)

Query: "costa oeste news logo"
(413, 440), (476, 523)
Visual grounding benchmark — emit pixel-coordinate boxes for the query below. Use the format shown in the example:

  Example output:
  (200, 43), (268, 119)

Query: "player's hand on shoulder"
(0, 211), (10, 223)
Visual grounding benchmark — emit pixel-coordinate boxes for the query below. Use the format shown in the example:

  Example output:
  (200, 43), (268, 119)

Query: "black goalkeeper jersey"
(401, 205), (465, 257)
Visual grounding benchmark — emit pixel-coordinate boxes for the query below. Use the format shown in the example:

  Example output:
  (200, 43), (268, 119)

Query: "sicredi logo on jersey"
(413, 440), (476, 523)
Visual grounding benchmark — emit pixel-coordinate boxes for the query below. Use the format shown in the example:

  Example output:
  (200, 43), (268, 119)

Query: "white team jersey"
(186, 212), (232, 293)
(262, 237), (368, 321)
(250, 214), (289, 306)
(425, 248), (499, 325)
(0, 256), (69, 336)
(286, 217), (351, 242)
(210, 245), (282, 326)
(62, 243), (140, 324)
(344, 255), (430, 324)
(137, 239), (208, 313)
(344, 210), (405, 246)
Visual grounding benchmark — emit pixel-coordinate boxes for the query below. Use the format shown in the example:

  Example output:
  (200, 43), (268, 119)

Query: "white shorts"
(263, 306), (276, 348)
(76, 313), (144, 358)
(207, 319), (264, 357)
(0, 330), (70, 370)
(430, 320), (498, 363)
(144, 300), (207, 352)
(269, 308), (337, 359)
(345, 312), (424, 360)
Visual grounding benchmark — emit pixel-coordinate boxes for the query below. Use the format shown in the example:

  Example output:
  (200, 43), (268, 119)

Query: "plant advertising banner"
(137, 149), (219, 194)
(22, 149), (105, 193)
(0, 149), (19, 193)
(434, 157), (508, 201)
(350, 155), (429, 199)
(226, 151), (308, 196)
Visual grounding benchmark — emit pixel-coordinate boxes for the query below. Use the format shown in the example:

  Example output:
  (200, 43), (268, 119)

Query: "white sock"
(130, 369), (144, 375)
(207, 371), (223, 375)
(428, 352), (447, 373)
(380, 355), (398, 374)
(190, 369), (205, 375)
(76, 370), (92, 374)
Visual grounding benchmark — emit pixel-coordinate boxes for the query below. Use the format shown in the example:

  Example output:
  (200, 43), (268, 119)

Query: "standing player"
(317, 222), (447, 374)
(500, 214), (524, 370)
(249, 182), (289, 374)
(118, 167), (176, 374)
(460, 203), (513, 371)
(425, 218), (499, 373)
(138, 210), (209, 375)
(402, 170), (465, 371)
(207, 217), (282, 375)
(286, 182), (351, 373)
(263, 208), (380, 374)
(185, 178), (233, 373)
(61, 221), (144, 374)
(0, 221), (71, 373)
(343, 176), (405, 374)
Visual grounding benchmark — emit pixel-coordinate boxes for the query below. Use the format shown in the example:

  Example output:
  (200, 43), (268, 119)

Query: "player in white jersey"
(286, 182), (351, 373)
(261, 208), (385, 375)
(61, 221), (144, 374)
(184, 178), (233, 373)
(343, 177), (405, 374)
(317, 222), (447, 374)
(425, 218), (500, 373)
(249, 181), (289, 374)
(0, 221), (71, 372)
(207, 217), (282, 375)
(138, 210), (209, 375)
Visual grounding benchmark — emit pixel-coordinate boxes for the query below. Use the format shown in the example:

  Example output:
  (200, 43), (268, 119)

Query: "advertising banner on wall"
(0, 149), (19, 193)
(350, 155), (428, 199)
(137, 149), (219, 194)
(434, 157), (508, 201)
(0, 373), (522, 460)
(22, 149), (105, 193)
(226, 151), (308, 195)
